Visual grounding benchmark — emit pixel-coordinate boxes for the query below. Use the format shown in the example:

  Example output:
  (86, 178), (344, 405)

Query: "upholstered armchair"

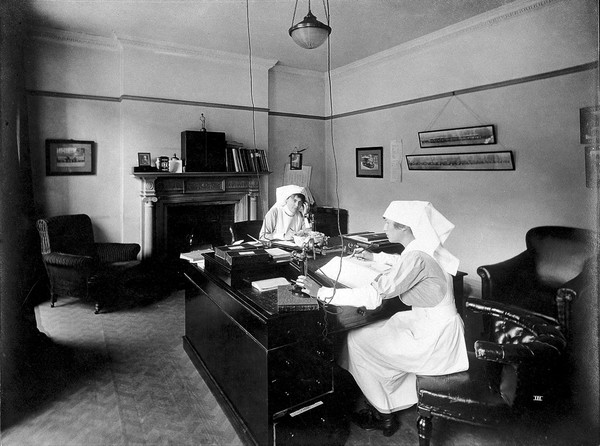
(36, 214), (141, 313)
(229, 219), (263, 243)
(477, 226), (596, 322)
(416, 297), (567, 446)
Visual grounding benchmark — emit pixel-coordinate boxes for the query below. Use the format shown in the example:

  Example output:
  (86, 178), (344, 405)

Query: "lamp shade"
(289, 10), (331, 49)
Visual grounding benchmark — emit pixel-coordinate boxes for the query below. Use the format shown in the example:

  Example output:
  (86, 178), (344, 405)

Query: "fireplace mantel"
(133, 172), (268, 258)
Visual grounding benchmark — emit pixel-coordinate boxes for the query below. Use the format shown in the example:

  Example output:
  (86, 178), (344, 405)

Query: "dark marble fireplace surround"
(134, 173), (265, 259)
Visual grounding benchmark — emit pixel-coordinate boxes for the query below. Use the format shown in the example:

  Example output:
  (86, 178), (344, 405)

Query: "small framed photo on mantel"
(356, 147), (383, 178)
(46, 139), (95, 176)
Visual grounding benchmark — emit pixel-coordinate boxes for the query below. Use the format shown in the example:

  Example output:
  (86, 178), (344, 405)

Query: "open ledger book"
(316, 256), (391, 288)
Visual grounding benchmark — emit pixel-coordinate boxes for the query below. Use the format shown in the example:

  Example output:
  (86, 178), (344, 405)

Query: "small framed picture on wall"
(46, 139), (95, 176)
(585, 146), (600, 188)
(356, 147), (383, 178)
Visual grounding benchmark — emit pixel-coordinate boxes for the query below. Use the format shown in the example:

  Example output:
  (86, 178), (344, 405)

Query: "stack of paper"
(265, 247), (292, 263)
(252, 277), (290, 292)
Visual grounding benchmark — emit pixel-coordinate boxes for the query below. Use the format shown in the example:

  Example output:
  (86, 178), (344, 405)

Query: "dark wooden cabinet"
(181, 130), (226, 172)
(183, 259), (334, 445)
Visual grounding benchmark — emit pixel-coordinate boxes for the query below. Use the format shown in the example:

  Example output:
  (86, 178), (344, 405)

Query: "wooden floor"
(1, 290), (592, 446)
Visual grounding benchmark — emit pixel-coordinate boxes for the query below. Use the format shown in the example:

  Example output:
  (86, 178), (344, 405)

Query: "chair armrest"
(42, 252), (97, 270)
(466, 297), (566, 351)
(473, 340), (562, 365)
(477, 251), (534, 300)
(96, 243), (140, 262)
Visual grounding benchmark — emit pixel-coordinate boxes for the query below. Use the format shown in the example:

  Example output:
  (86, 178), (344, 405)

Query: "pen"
(247, 234), (261, 243)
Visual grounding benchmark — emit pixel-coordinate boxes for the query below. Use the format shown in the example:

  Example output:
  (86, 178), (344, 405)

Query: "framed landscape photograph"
(406, 151), (514, 171)
(46, 139), (95, 176)
(356, 147), (383, 178)
(418, 125), (496, 148)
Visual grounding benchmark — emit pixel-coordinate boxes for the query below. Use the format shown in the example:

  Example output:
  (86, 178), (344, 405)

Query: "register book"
(316, 256), (391, 288)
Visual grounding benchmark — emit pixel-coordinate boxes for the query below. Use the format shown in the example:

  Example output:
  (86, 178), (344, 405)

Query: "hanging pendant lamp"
(289, 0), (331, 49)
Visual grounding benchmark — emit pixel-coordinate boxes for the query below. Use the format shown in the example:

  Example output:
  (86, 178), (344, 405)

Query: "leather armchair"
(416, 297), (567, 446)
(229, 219), (263, 243)
(36, 214), (140, 313)
(477, 226), (596, 321)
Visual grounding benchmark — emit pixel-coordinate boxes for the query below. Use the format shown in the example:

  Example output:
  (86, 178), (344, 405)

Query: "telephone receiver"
(291, 285), (311, 298)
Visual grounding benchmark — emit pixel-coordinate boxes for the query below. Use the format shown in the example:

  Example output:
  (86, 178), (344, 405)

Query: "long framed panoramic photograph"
(356, 147), (383, 178)
(46, 139), (95, 175)
(418, 125), (496, 148)
(406, 151), (514, 171)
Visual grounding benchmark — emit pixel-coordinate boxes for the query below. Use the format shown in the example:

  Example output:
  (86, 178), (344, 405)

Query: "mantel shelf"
(133, 171), (271, 178)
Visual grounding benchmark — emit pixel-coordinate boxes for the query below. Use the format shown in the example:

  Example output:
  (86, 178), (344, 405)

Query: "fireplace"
(134, 172), (266, 259)
(165, 203), (235, 258)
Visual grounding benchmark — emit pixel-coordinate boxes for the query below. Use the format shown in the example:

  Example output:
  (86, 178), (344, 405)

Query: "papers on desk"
(270, 239), (298, 249)
(316, 256), (391, 288)
(265, 247), (292, 263)
(180, 248), (214, 269)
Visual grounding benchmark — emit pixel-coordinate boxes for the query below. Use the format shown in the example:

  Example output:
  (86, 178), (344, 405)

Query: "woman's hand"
(296, 275), (321, 298)
(351, 248), (373, 261)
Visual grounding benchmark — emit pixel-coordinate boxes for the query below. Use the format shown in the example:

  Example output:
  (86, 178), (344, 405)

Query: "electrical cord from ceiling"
(245, 0), (262, 212)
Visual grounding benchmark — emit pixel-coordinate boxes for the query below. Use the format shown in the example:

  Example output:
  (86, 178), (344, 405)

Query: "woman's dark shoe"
(351, 407), (399, 437)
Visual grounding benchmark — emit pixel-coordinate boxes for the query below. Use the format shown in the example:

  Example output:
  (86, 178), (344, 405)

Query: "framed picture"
(585, 146), (600, 188)
(418, 125), (496, 148)
(356, 147), (383, 178)
(289, 152), (303, 170)
(138, 152), (152, 167)
(406, 151), (514, 171)
(580, 106), (600, 144)
(46, 139), (95, 176)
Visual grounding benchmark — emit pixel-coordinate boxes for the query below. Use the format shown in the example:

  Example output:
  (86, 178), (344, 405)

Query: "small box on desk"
(214, 243), (271, 267)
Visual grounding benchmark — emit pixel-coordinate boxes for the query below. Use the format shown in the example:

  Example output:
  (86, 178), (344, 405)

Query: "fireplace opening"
(165, 204), (235, 258)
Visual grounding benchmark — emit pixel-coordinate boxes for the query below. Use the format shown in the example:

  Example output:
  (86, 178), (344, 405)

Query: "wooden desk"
(183, 252), (466, 445)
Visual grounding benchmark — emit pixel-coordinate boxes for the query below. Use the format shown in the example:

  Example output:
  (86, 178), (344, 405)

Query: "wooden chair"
(229, 219), (263, 243)
(416, 297), (567, 446)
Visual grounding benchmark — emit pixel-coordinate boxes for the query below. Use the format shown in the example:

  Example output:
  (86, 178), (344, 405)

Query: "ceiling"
(24, 0), (519, 72)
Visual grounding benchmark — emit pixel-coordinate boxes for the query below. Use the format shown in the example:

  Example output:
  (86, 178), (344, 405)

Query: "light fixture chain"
(291, 0), (299, 28)
(321, 0), (329, 25)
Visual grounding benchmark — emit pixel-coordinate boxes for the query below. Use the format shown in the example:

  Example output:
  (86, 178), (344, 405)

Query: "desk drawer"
(269, 340), (333, 413)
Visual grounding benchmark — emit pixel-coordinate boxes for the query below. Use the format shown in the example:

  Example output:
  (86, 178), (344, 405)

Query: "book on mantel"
(214, 243), (270, 266)
(277, 285), (319, 312)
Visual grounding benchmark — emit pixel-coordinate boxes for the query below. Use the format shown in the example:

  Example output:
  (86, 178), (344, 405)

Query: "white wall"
(268, 66), (326, 206)
(26, 31), (275, 245)
(322, 0), (598, 293)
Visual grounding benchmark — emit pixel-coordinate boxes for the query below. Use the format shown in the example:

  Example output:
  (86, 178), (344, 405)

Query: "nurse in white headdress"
(259, 185), (314, 241)
(296, 201), (468, 436)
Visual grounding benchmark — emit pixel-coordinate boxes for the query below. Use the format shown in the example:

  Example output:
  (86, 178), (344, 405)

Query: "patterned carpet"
(1, 290), (591, 446)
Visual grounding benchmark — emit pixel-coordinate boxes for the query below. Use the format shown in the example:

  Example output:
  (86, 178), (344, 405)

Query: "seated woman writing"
(259, 185), (312, 241)
(296, 201), (468, 437)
